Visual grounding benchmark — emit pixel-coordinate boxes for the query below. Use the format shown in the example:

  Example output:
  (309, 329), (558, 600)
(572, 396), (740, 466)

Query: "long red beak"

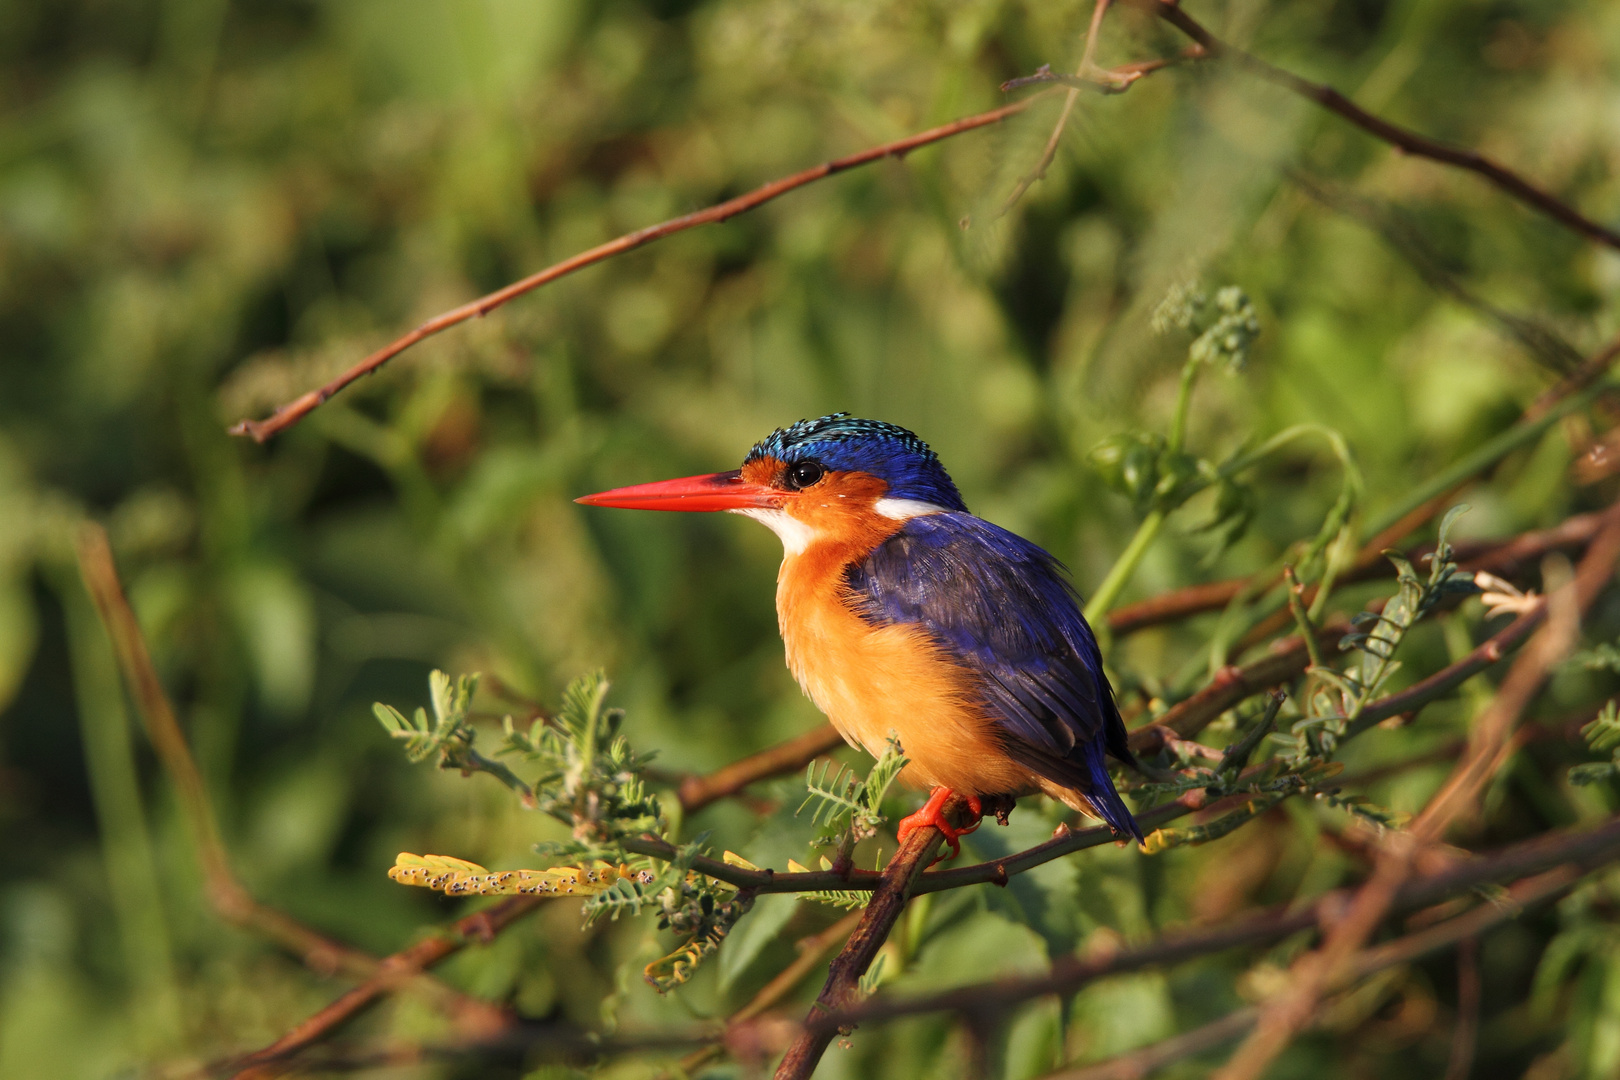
(574, 470), (782, 512)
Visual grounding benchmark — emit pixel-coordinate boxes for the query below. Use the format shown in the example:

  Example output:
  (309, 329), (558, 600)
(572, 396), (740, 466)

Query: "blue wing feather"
(843, 513), (1141, 841)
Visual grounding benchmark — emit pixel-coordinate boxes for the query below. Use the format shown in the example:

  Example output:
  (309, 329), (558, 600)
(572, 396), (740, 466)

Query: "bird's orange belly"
(778, 588), (1033, 797)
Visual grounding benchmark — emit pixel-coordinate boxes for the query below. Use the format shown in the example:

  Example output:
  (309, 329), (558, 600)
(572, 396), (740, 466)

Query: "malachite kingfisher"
(577, 414), (1141, 855)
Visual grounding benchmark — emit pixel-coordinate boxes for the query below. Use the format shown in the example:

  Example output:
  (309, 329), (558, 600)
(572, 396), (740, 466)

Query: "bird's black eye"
(784, 460), (825, 490)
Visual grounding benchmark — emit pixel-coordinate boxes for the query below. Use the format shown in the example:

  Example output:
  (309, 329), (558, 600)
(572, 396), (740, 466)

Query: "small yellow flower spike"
(644, 934), (722, 992)
(388, 852), (656, 897)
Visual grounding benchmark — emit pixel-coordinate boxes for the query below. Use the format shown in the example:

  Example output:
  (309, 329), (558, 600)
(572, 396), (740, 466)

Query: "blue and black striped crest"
(743, 413), (967, 510)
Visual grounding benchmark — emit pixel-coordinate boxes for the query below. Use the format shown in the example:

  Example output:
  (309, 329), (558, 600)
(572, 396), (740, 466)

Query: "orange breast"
(776, 550), (1035, 797)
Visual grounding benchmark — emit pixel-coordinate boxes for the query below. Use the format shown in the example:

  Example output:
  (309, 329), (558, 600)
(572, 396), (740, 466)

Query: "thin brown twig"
(227, 897), (539, 1078)
(1213, 501), (1620, 1080)
(772, 795), (964, 1079)
(678, 723), (846, 813)
(1526, 333), (1620, 422)
(804, 815), (1620, 1034)
(74, 523), (513, 1076)
(1129, 0), (1620, 252)
(1042, 861), (1584, 1080)
(1443, 937), (1481, 1080)
(310, 829), (1612, 1077)
(997, 0), (1113, 216)
(75, 524), (375, 981)
(228, 98), (1050, 442)
(1107, 509), (1604, 637)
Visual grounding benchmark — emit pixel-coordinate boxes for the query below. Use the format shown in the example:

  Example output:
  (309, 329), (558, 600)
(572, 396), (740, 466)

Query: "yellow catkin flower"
(387, 853), (656, 896)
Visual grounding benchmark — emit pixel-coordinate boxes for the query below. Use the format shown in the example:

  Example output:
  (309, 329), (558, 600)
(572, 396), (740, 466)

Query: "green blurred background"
(3, 0), (1619, 1076)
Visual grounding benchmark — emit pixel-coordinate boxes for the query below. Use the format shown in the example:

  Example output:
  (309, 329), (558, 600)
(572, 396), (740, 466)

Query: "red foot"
(896, 788), (984, 862)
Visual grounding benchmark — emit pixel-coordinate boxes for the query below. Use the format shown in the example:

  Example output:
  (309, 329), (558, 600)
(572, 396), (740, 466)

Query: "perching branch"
(226, 98), (1048, 442)
(678, 908), (865, 1074)
(300, 819), (1620, 1077)
(1127, 0), (1620, 252)
(772, 794), (966, 1080)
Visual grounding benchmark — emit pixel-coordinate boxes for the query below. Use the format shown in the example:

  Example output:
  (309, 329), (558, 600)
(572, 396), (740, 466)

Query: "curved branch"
(678, 724), (845, 813)
(227, 98), (1045, 442)
(1129, 0), (1620, 251)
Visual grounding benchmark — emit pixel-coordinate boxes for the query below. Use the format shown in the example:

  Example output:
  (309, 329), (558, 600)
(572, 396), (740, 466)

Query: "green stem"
(1167, 357), (1200, 455)
(58, 575), (184, 1052)
(1364, 380), (1606, 538)
(1284, 567), (1325, 670)
(1085, 508), (1167, 624)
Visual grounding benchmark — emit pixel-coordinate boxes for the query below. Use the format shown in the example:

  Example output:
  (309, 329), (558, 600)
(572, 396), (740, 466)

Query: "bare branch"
(678, 723), (846, 814)
(803, 816), (1620, 1033)
(1040, 860), (1582, 1079)
(227, 897), (540, 1077)
(226, 98), (1047, 442)
(1129, 0), (1620, 252)
(75, 524), (515, 1075)
(1214, 500), (1620, 1080)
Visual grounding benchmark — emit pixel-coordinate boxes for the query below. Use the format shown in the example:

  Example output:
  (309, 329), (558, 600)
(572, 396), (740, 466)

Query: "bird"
(576, 413), (1141, 856)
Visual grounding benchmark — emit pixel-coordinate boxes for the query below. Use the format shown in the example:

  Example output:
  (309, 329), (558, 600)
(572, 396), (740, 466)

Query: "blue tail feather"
(1086, 744), (1144, 843)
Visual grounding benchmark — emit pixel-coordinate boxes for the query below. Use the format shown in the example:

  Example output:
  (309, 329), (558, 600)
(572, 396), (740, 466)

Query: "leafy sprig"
(1278, 505), (1477, 763)
(1570, 701), (1620, 787)
(373, 671), (536, 807)
(377, 671), (756, 992)
(799, 737), (907, 851)
(500, 670), (663, 841)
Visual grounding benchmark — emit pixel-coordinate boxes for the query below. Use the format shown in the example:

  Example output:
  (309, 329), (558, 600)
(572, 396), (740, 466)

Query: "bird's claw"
(897, 788), (984, 863)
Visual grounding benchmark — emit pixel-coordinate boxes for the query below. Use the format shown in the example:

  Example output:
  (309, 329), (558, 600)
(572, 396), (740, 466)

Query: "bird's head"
(576, 414), (966, 554)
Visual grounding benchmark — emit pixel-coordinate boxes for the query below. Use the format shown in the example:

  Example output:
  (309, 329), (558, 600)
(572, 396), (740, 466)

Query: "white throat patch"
(730, 507), (818, 555)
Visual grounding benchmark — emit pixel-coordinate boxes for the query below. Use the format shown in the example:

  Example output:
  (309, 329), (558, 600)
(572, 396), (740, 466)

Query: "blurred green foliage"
(3, 0), (1620, 1077)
